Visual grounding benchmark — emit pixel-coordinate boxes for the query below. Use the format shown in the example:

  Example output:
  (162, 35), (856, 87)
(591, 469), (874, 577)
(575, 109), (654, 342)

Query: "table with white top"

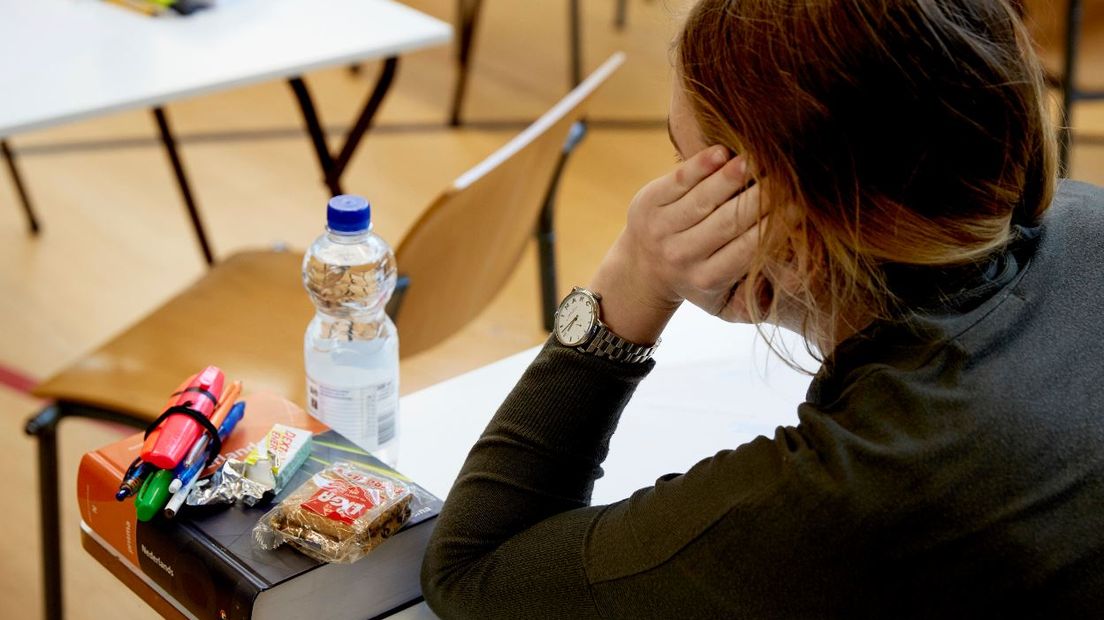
(0, 0), (452, 264)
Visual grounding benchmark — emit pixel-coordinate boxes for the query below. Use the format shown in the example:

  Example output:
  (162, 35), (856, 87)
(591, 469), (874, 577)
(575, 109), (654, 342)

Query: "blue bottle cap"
(326, 195), (371, 233)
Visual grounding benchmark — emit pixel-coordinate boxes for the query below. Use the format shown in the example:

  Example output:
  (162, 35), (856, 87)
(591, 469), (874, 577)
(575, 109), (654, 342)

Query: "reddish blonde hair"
(677, 0), (1057, 353)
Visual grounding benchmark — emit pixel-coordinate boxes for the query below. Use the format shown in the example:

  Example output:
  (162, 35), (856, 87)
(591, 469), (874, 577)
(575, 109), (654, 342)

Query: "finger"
(698, 219), (766, 289)
(665, 156), (754, 231)
(643, 145), (731, 207)
(676, 184), (764, 257)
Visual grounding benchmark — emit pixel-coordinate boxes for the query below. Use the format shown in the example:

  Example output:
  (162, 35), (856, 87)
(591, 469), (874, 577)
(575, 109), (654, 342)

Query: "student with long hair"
(422, 1), (1104, 616)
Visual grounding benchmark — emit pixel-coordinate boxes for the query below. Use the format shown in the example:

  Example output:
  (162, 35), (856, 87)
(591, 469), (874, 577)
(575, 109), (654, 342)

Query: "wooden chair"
(24, 53), (624, 620)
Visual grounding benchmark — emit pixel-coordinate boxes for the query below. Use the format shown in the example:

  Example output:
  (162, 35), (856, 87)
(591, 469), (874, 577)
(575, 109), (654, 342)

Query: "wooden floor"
(1, 1), (1102, 617)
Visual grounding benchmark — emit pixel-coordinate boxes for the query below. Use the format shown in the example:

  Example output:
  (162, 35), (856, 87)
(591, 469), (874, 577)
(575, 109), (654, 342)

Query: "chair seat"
(32, 251), (311, 422)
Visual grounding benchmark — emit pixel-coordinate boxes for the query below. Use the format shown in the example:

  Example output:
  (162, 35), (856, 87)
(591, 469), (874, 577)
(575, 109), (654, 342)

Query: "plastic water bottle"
(303, 195), (399, 465)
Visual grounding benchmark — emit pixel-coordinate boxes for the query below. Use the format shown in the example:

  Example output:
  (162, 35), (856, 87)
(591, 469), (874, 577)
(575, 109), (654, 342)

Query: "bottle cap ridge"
(327, 195), (371, 233)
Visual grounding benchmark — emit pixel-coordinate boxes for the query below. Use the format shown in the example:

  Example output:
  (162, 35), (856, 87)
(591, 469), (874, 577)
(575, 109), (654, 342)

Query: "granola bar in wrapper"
(253, 462), (412, 563)
(187, 425), (312, 508)
(244, 424), (313, 495)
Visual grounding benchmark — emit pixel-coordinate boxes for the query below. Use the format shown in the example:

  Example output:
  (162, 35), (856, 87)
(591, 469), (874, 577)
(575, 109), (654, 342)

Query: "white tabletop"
(391, 304), (818, 618)
(0, 0), (452, 137)
(398, 303), (819, 504)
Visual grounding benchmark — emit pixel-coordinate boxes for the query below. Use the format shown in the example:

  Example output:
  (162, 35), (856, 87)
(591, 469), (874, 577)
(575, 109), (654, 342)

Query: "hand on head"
(589, 145), (768, 344)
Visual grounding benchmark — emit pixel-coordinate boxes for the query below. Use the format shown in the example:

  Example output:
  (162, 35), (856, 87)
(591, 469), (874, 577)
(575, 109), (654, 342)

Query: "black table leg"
(450, 0), (485, 127)
(288, 77), (341, 196)
(330, 57), (399, 189)
(152, 107), (215, 266)
(288, 57), (400, 198)
(615, 0), (628, 31)
(2, 139), (41, 235)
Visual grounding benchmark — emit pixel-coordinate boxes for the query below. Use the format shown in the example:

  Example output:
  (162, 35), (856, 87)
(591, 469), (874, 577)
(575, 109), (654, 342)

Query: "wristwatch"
(552, 287), (658, 364)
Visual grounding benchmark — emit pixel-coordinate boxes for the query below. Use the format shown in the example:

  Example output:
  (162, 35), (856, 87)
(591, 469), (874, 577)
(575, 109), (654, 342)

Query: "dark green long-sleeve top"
(420, 181), (1104, 618)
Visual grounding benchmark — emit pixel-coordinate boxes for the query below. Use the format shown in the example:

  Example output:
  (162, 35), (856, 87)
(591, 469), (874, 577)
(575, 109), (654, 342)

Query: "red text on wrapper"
(301, 480), (378, 524)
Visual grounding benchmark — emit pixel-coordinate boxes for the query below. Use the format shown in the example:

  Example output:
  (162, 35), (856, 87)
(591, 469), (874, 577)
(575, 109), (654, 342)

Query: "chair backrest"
(394, 53), (625, 357)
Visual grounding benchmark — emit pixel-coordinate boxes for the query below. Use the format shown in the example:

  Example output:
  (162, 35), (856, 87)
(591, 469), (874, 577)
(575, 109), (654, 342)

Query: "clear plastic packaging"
(253, 462), (412, 563)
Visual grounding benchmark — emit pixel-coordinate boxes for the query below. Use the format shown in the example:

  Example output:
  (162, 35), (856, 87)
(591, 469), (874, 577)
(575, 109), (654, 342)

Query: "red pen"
(141, 366), (225, 469)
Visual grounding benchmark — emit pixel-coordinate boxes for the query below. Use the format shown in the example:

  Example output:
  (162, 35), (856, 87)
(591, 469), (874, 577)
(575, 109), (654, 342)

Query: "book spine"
(136, 520), (263, 620)
(77, 452), (140, 565)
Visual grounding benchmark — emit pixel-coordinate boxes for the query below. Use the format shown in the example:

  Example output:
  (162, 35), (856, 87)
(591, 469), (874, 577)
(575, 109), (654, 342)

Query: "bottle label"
(306, 376), (398, 451)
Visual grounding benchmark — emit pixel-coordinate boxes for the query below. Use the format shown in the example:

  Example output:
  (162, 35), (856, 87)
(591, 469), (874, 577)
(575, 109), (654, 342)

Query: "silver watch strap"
(580, 326), (658, 364)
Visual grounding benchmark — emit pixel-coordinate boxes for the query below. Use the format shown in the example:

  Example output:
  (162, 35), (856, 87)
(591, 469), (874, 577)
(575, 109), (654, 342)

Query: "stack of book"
(78, 392), (442, 620)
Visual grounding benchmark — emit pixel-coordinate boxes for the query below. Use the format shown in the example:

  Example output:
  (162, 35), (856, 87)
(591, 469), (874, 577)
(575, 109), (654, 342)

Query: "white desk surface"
(0, 0), (452, 137)
(398, 303), (818, 503)
(391, 304), (818, 618)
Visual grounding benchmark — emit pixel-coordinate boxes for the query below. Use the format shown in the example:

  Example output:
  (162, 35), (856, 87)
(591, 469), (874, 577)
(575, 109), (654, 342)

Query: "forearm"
(588, 238), (680, 346)
(421, 339), (653, 618)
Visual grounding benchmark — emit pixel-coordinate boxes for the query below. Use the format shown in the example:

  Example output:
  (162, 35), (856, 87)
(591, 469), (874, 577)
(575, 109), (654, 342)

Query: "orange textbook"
(77, 392), (442, 620)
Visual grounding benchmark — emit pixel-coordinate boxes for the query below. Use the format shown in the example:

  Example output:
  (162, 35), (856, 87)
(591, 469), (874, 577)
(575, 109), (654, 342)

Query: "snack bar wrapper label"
(302, 480), (378, 525)
(245, 424), (313, 494)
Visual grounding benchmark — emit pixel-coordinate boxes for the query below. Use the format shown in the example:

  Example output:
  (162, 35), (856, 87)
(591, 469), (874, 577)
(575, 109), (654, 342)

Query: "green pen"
(135, 469), (174, 522)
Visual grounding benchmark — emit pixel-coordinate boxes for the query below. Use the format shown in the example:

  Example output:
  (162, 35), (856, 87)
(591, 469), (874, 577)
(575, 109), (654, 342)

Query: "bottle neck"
(313, 309), (394, 335)
(326, 227), (371, 244)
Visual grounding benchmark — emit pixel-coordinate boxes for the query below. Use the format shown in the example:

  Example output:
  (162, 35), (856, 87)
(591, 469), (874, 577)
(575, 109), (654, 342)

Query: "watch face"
(555, 291), (598, 346)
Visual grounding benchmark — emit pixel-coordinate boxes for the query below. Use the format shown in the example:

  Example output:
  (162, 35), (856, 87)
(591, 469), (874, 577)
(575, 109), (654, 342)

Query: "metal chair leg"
(569, 0), (583, 88)
(1058, 0), (1082, 178)
(386, 274), (411, 323)
(536, 121), (589, 331)
(2, 139), (42, 235)
(1055, 0), (1081, 177)
(537, 198), (558, 333)
(25, 403), (149, 620)
(26, 405), (63, 620)
(450, 0), (485, 127)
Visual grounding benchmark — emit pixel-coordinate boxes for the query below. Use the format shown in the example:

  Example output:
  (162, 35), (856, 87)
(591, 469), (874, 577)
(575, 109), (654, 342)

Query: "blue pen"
(116, 458), (153, 501)
(168, 401), (246, 493)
